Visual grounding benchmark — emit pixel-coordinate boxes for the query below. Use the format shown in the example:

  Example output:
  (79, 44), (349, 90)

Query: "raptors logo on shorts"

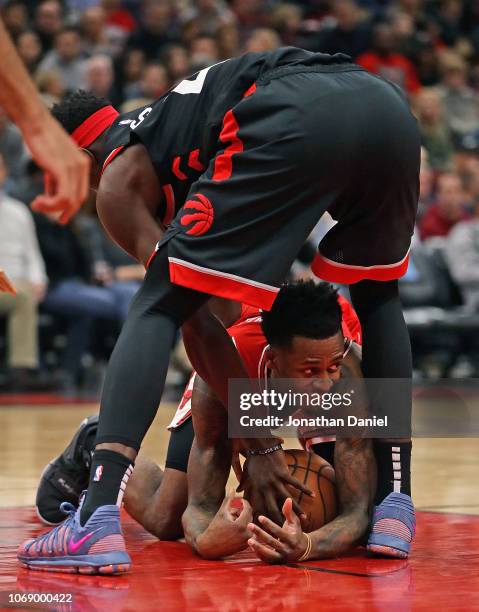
(180, 193), (214, 236)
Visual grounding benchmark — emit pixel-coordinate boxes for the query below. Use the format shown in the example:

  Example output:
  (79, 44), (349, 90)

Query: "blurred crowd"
(1, 0), (479, 392)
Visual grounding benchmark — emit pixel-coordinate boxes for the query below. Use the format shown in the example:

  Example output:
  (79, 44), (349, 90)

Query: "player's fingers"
(273, 483), (307, 519)
(248, 537), (283, 564)
(31, 194), (66, 214)
(256, 515), (295, 547)
(237, 498), (253, 524)
(282, 498), (300, 525)
(283, 473), (314, 497)
(247, 523), (289, 554)
(263, 491), (283, 526)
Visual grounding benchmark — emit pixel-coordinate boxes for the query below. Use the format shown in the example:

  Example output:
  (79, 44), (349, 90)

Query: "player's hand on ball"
(195, 491), (253, 559)
(239, 449), (313, 525)
(247, 498), (309, 564)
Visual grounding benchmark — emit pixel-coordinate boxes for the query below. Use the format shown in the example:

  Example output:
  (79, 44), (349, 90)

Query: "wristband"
(245, 443), (282, 456)
(297, 532), (312, 562)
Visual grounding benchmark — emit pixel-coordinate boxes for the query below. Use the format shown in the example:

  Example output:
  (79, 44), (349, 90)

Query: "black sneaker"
(36, 414), (98, 524)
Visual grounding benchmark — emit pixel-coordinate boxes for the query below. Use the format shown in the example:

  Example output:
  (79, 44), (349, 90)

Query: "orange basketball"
(284, 449), (337, 532)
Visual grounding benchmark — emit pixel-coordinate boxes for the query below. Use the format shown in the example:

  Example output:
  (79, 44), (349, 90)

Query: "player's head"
(261, 281), (344, 391)
(51, 90), (117, 188)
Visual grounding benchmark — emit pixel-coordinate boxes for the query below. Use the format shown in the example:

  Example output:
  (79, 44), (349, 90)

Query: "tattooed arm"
(182, 375), (252, 559)
(247, 346), (376, 562)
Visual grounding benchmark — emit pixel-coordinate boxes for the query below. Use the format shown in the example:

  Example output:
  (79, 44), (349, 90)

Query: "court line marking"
(286, 563), (392, 578)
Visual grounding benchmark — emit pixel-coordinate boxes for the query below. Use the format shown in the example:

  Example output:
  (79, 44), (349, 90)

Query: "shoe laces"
(30, 503), (77, 554)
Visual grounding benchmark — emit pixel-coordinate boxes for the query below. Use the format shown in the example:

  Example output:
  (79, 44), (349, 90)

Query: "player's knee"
(350, 279), (399, 316)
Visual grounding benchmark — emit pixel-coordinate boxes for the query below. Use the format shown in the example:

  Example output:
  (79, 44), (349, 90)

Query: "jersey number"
(172, 60), (228, 95)
(130, 107), (152, 130)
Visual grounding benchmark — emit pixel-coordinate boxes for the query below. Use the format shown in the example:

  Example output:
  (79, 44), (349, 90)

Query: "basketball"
(284, 449), (337, 533)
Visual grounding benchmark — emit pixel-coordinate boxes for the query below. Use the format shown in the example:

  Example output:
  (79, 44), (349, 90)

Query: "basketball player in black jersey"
(19, 47), (419, 574)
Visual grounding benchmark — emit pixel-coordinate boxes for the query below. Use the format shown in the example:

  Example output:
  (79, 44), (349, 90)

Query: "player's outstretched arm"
(182, 375), (252, 559)
(0, 19), (89, 223)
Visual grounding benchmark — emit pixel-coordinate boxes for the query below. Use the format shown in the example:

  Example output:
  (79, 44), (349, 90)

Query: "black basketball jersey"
(100, 47), (351, 225)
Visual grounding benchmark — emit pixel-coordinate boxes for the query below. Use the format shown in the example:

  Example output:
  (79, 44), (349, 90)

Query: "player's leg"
(311, 76), (420, 559)
(349, 280), (415, 558)
(19, 246), (208, 574)
(123, 419), (193, 540)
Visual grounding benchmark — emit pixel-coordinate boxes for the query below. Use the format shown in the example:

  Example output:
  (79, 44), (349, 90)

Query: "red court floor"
(0, 508), (478, 611)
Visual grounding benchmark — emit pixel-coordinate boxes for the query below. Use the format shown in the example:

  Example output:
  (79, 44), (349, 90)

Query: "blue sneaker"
(18, 502), (131, 575)
(367, 492), (416, 559)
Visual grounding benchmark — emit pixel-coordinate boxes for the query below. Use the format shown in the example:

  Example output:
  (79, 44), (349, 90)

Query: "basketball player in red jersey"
(35, 282), (375, 562)
(20, 47), (418, 573)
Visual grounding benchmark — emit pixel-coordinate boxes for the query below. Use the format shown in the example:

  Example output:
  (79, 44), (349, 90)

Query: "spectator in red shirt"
(419, 172), (470, 241)
(357, 22), (421, 94)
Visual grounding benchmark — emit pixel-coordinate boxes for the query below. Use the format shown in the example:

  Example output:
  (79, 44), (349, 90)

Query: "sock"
(374, 440), (412, 504)
(311, 441), (335, 467)
(80, 450), (134, 526)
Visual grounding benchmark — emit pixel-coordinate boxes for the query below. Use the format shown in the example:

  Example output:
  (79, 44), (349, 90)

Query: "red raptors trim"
(172, 156), (187, 180)
(180, 193), (214, 236)
(243, 83), (257, 98)
(101, 146), (126, 174)
(71, 106), (119, 148)
(213, 109), (243, 181)
(168, 258), (279, 310)
(161, 184), (176, 226)
(312, 251), (410, 284)
(145, 245), (159, 269)
(188, 148), (204, 171)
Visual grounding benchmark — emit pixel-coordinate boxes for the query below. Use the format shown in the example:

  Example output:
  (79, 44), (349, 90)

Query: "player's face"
(267, 331), (344, 392)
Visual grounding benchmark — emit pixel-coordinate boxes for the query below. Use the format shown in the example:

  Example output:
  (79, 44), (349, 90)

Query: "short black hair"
(51, 90), (111, 134)
(261, 281), (342, 347)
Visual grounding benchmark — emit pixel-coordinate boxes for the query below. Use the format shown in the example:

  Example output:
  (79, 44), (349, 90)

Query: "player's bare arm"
(95, 143), (165, 265)
(182, 375), (253, 559)
(0, 20), (89, 221)
(248, 348), (375, 563)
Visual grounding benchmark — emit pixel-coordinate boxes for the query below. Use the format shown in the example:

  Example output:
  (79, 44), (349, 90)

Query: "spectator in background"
(122, 61), (169, 110)
(179, 0), (236, 36)
(217, 23), (240, 58)
(162, 44), (191, 84)
(35, 214), (120, 391)
(84, 54), (114, 99)
(437, 52), (479, 146)
(319, 0), (372, 59)
(35, 69), (66, 106)
(80, 6), (112, 56)
(128, 0), (177, 61)
(271, 3), (314, 49)
(417, 146), (434, 220)
(1, 0), (29, 39)
(112, 47), (145, 103)
(419, 172), (470, 241)
(445, 199), (479, 311)
(16, 30), (43, 74)
(414, 40), (441, 86)
(76, 207), (144, 322)
(189, 34), (219, 70)
(356, 22), (421, 94)
(244, 28), (281, 53)
(33, 0), (63, 54)
(0, 107), (28, 194)
(37, 27), (87, 92)
(414, 87), (454, 171)
(0, 153), (50, 391)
